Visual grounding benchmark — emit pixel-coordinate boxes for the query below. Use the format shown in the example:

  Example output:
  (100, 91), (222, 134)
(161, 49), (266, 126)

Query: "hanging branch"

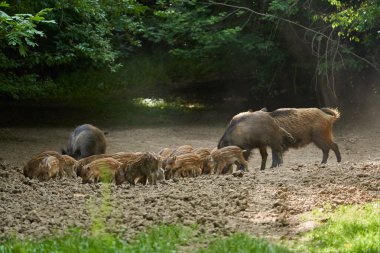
(207, 1), (380, 72)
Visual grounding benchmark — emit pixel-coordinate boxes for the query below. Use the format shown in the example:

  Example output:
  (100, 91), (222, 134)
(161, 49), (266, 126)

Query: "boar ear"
(260, 107), (268, 112)
(61, 148), (67, 155)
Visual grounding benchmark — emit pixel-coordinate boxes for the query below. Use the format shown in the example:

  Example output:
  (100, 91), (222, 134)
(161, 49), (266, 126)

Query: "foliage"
(321, 0), (380, 41)
(0, 5), (54, 56)
(0, 0), (379, 103)
(295, 202), (380, 253)
(313, 0), (380, 70)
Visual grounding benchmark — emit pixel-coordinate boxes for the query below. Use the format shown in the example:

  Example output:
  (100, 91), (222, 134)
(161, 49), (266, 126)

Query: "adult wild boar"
(265, 107), (341, 164)
(62, 124), (107, 160)
(218, 110), (293, 170)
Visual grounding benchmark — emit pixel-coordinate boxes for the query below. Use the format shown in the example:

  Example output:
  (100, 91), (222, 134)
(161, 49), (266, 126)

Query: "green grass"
(0, 225), (191, 253)
(198, 233), (292, 253)
(1, 201), (378, 253)
(295, 201), (380, 253)
(0, 225), (292, 253)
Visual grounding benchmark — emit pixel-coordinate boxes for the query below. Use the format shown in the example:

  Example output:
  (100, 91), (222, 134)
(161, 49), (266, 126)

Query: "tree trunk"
(316, 74), (338, 107)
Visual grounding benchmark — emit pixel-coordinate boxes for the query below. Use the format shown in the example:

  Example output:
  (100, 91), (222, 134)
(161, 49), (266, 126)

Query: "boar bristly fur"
(218, 110), (292, 170)
(62, 124), (107, 160)
(209, 146), (248, 174)
(268, 107), (341, 164)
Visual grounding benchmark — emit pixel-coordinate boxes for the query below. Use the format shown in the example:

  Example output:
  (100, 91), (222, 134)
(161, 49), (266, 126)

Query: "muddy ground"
(0, 118), (379, 242)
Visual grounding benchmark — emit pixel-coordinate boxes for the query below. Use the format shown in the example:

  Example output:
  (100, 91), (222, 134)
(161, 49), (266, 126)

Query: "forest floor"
(0, 112), (379, 242)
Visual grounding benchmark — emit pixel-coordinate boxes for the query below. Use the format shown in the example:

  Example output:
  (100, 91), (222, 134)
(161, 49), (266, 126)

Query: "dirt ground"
(0, 117), (379, 242)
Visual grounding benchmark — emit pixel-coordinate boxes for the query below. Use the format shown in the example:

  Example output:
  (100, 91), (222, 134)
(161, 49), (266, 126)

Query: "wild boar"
(193, 147), (212, 174)
(165, 152), (202, 179)
(171, 145), (193, 156)
(74, 154), (111, 177)
(158, 148), (173, 160)
(157, 167), (165, 181)
(61, 155), (77, 178)
(162, 145), (193, 170)
(62, 124), (107, 160)
(111, 152), (143, 164)
(81, 158), (122, 184)
(23, 151), (66, 180)
(208, 146), (248, 174)
(115, 152), (161, 185)
(265, 107), (341, 164)
(38, 156), (61, 181)
(218, 110), (293, 170)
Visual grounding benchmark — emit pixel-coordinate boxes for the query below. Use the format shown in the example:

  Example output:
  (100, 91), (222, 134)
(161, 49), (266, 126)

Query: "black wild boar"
(218, 110), (293, 170)
(62, 124), (107, 160)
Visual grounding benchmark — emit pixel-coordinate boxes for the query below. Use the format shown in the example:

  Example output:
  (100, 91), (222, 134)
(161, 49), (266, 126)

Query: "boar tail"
(280, 127), (294, 150)
(320, 108), (340, 120)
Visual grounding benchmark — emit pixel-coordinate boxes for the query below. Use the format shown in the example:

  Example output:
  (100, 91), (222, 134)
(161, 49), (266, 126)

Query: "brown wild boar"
(158, 148), (172, 170)
(23, 151), (66, 180)
(75, 154), (112, 177)
(157, 167), (165, 181)
(209, 146), (248, 174)
(38, 156), (61, 181)
(218, 110), (293, 170)
(172, 145), (194, 156)
(265, 107), (341, 164)
(62, 124), (107, 160)
(111, 152), (143, 164)
(61, 155), (77, 178)
(162, 145), (193, 170)
(115, 152), (161, 185)
(193, 147), (212, 174)
(165, 152), (202, 179)
(158, 148), (173, 160)
(81, 158), (122, 184)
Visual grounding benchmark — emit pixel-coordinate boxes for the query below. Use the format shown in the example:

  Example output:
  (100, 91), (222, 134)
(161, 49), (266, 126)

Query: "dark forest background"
(1, 0), (379, 125)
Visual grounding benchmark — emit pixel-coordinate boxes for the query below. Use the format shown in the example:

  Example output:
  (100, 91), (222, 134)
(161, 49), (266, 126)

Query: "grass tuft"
(297, 201), (380, 253)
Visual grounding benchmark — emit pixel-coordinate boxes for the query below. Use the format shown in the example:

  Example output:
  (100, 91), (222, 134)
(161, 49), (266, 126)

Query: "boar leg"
(271, 150), (283, 168)
(331, 142), (341, 162)
(313, 138), (332, 163)
(237, 158), (248, 172)
(215, 161), (226, 175)
(195, 167), (202, 177)
(147, 174), (156, 185)
(259, 146), (268, 171)
(321, 149), (329, 164)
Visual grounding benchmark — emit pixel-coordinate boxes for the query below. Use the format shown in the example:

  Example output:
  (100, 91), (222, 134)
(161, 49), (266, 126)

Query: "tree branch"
(207, 1), (380, 72)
